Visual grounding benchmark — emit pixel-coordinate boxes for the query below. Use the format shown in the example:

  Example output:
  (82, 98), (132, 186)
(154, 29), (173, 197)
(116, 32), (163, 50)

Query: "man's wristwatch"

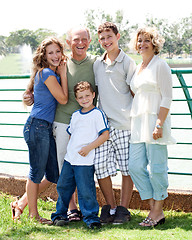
(156, 124), (163, 129)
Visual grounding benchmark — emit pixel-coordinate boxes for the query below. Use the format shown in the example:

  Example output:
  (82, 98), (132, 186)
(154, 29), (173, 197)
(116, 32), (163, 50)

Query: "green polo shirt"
(54, 54), (97, 124)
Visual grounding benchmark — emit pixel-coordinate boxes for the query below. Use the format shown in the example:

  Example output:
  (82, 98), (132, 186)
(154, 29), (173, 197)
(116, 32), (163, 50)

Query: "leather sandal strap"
(14, 201), (23, 214)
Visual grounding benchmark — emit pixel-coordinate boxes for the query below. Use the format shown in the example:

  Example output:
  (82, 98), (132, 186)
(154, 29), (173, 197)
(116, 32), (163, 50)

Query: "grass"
(0, 193), (191, 240)
(0, 54), (22, 75)
(127, 53), (142, 65)
(0, 53), (191, 77)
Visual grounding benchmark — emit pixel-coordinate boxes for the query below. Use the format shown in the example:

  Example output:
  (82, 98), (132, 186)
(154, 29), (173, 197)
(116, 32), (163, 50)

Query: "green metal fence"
(0, 70), (192, 176)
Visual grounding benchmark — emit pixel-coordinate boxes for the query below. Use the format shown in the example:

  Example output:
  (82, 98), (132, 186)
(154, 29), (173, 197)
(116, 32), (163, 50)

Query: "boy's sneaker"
(100, 205), (115, 224)
(113, 206), (131, 225)
(88, 222), (102, 229)
(53, 216), (69, 226)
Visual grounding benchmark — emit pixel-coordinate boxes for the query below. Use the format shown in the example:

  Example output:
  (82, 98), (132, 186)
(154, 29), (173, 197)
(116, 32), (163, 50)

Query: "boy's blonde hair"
(74, 81), (94, 97)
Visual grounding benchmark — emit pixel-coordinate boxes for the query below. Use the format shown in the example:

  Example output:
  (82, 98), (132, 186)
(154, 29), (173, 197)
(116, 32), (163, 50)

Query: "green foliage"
(0, 193), (192, 240)
(0, 35), (8, 55)
(6, 29), (38, 52)
(84, 9), (192, 57)
(5, 28), (57, 53)
(84, 9), (135, 55)
(1, 12), (192, 57)
(144, 15), (192, 57)
(181, 14), (192, 55)
(34, 28), (57, 48)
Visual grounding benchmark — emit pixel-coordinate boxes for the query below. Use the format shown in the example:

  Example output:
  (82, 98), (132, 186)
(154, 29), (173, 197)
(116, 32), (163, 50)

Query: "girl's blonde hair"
(26, 37), (65, 93)
(131, 26), (165, 55)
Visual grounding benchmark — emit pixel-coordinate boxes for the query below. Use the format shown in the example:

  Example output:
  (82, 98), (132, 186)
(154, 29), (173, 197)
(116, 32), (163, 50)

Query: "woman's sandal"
(139, 216), (165, 227)
(67, 209), (82, 222)
(10, 200), (23, 220)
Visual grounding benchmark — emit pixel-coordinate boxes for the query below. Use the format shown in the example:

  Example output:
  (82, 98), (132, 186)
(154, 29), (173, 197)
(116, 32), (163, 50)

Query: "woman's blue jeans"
(23, 116), (59, 184)
(51, 160), (100, 227)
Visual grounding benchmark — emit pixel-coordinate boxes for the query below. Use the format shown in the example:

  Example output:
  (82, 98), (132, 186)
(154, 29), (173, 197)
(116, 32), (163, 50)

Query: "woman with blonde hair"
(129, 27), (176, 227)
(12, 37), (68, 224)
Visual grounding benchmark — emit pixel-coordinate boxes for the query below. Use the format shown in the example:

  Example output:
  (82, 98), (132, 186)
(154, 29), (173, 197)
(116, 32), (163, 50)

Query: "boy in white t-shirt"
(51, 81), (109, 229)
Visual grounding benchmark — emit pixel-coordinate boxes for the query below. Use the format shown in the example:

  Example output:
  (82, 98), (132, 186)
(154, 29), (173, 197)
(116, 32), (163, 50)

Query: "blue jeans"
(129, 143), (168, 201)
(23, 116), (59, 184)
(51, 160), (100, 227)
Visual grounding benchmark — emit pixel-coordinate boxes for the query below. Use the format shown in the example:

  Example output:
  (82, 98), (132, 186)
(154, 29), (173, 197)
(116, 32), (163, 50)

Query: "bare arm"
(152, 107), (169, 140)
(44, 76), (68, 104)
(44, 60), (68, 104)
(78, 130), (109, 157)
(23, 59), (68, 106)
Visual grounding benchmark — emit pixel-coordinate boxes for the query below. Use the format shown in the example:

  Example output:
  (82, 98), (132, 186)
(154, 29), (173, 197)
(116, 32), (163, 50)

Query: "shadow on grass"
(1, 194), (191, 240)
(1, 221), (101, 240)
(2, 212), (191, 240)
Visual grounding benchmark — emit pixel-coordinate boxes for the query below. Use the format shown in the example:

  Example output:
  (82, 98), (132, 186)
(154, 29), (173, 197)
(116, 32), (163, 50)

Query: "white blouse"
(130, 55), (176, 145)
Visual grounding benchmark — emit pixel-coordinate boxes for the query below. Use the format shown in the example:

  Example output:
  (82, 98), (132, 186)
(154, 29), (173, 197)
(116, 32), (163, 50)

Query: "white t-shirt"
(93, 49), (136, 130)
(130, 55), (176, 145)
(65, 107), (109, 165)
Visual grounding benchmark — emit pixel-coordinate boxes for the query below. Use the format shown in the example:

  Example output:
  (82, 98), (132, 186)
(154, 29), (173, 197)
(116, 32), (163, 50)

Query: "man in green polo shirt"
(53, 27), (97, 172)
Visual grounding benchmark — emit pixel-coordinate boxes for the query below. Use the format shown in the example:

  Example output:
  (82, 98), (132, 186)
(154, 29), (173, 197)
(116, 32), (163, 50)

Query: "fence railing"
(0, 70), (192, 176)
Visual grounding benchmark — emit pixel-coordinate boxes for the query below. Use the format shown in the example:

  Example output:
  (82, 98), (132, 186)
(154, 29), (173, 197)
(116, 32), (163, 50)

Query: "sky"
(1, 0), (191, 36)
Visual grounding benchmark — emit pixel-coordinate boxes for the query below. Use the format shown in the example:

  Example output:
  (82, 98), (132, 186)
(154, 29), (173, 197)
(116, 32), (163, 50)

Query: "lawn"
(0, 54), (23, 75)
(0, 53), (191, 77)
(0, 193), (191, 240)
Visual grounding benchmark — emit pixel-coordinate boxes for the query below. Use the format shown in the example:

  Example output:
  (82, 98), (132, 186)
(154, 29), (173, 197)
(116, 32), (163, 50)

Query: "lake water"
(0, 71), (192, 192)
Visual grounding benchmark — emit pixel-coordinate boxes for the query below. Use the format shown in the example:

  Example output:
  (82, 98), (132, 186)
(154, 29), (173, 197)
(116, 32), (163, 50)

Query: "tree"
(0, 36), (7, 55)
(145, 17), (171, 56)
(34, 28), (57, 46)
(114, 10), (137, 52)
(84, 9), (112, 55)
(84, 9), (133, 55)
(6, 28), (57, 53)
(180, 15), (192, 56)
(6, 29), (38, 51)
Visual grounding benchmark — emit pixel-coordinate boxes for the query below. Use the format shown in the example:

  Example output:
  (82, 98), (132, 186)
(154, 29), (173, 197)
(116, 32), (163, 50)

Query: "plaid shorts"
(94, 126), (131, 179)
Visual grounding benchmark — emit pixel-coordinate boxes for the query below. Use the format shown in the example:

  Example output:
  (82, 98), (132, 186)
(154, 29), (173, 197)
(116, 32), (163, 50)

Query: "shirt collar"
(70, 55), (88, 65)
(101, 49), (124, 64)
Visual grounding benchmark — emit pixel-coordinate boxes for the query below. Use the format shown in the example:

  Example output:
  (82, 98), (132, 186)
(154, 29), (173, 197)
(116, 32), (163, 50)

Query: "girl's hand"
(57, 56), (67, 76)
(23, 90), (34, 106)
